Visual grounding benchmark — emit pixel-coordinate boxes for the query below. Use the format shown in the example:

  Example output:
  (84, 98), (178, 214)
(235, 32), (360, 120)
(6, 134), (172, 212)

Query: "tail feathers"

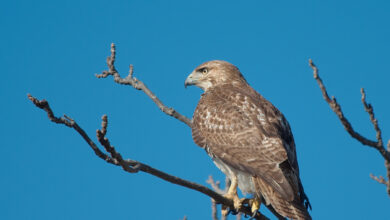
(299, 180), (312, 211)
(254, 177), (311, 220)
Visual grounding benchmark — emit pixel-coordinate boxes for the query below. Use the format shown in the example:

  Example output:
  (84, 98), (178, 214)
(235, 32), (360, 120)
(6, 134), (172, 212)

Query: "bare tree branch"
(361, 88), (383, 148)
(27, 94), (117, 164)
(95, 43), (192, 127)
(207, 176), (225, 195)
(28, 94), (269, 219)
(211, 196), (219, 220)
(370, 174), (387, 185)
(309, 59), (390, 196)
(207, 176), (221, 220)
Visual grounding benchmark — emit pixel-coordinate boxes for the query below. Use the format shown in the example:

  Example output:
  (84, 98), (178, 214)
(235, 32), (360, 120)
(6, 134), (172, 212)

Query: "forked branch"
(309, 59), (390, 196)
(28, 96), (268, 219)
(95, 43), (192, 127)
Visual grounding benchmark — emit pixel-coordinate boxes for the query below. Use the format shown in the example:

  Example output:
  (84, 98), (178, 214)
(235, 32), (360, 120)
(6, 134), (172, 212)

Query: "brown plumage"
(185, 60), (311, 220)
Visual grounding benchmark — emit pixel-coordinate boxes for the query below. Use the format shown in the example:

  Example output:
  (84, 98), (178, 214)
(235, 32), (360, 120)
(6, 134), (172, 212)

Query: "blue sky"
(1, 0), (390, 219)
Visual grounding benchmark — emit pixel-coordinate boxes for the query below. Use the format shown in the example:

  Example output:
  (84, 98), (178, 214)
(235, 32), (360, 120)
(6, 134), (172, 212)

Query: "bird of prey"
(185, 61), (311, 220)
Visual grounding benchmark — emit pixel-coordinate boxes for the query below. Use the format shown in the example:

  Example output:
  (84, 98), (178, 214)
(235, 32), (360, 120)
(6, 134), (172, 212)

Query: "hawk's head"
(185, 60), (247, 91)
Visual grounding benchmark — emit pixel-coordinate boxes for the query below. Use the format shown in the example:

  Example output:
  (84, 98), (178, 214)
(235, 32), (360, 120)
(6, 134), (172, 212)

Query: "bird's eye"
(201, 68), (208, 74)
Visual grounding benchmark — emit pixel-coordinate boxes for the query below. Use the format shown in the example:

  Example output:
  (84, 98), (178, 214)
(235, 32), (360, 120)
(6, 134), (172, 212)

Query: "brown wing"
(254, 177), (311, 219)
(192, 85), (300, 201)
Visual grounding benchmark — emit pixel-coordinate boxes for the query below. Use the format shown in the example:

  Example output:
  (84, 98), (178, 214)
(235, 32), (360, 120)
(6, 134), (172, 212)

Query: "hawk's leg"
(221, 175), (243, 216)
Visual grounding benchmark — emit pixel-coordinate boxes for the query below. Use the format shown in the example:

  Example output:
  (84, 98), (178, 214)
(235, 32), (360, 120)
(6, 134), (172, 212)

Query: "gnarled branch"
(309, 59), (390, 196)
(28, 94), (268, 220)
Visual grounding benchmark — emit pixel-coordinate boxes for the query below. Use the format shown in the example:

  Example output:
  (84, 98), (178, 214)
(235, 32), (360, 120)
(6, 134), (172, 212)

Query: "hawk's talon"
(249, 197), (261, 217)
(251, 210), (258, 218)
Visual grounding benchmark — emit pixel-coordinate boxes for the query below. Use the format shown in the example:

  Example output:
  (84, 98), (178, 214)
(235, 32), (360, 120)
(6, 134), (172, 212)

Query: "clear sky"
(1, 0), (390, 219)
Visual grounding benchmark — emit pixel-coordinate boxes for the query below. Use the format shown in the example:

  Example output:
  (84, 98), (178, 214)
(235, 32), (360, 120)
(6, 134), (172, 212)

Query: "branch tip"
(311, 60), (390, 196)
(128, 64), (134, 78)
(100, 115), (108, 135)
(308, 59), (318, 78)
(110, 43), (116, 58)
(370, 173), (388, 185)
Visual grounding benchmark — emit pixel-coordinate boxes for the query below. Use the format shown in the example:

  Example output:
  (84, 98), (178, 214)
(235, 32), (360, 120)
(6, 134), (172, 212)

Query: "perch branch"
(95, 43), (192, 127)
(28, 94), (269, 220)
(309, 59), (390, 196)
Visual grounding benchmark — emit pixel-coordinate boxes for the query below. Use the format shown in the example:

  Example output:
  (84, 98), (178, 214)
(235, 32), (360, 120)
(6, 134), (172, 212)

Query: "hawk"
(185, 61), (311, 220)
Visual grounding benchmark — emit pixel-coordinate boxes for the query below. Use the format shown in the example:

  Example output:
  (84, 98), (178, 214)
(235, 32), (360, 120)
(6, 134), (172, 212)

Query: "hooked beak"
(184, 71), (202, 88)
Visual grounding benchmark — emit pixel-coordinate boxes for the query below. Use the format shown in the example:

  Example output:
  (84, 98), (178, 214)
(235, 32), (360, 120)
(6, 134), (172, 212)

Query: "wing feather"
(192, 85), (299, 201)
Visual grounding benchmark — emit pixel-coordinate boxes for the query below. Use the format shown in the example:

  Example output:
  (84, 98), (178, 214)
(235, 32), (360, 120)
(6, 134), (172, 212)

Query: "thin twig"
(361, 88), (383, 148)
(211, 198), (218, 220)
(96, 43), (192, 127)
(207, 176), (221, 220)
(207, 176), (225, 195)
(28, 94), (269, 219)
(309, 59), (390, 196)
(369, 174), (387, 185)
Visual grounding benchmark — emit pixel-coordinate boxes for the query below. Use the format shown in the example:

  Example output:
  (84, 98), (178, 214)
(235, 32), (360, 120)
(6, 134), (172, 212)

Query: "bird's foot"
(221, 192), (244, 216)
(237, 197), (260, 217)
